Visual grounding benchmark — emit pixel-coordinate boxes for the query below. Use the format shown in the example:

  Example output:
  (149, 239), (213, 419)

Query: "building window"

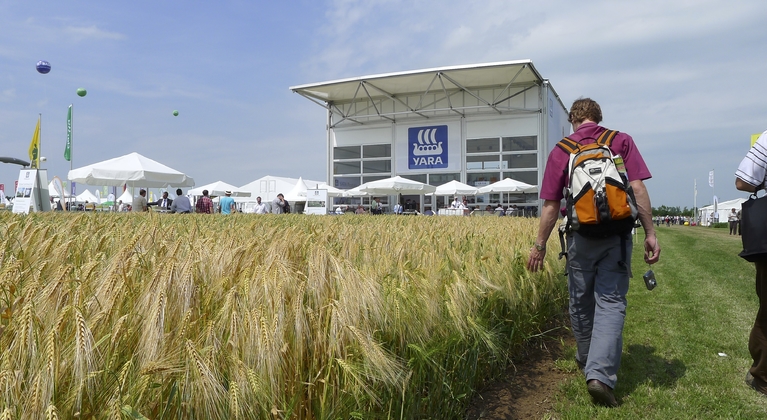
(363, 160), (391, 174)
(401, 174), (427, 183)
(334, 146), (361, 160)
(502, 136), (537, 151)
(334, 161), (360, 175)
(502, 171), (538, 185)
(501, 153), (537, 169)
(363, 144), (391, 158)
(467, 172), (501, 187)
(467, 138), (499, 153)
(363, 175), (389, 183)
(428, 173), (460, 185)
(467, 155), (501, 170)
(334, 176), (361, 189)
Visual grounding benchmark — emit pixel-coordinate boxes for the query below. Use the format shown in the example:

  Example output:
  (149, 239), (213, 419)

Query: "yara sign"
(408, 125), (448, 169)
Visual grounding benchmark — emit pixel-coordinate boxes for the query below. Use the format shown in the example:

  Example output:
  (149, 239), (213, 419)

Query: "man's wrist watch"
(534, 242), (546, 251)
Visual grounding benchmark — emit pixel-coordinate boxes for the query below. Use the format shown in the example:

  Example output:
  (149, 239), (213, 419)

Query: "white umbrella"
(343, 185), (369, 197)
(188, 181), (250, 197)
(68, 152), (195, 188)
(358, 176), (437, 195)
(477, 178), (537, 194)
(429, 180), (479, 196)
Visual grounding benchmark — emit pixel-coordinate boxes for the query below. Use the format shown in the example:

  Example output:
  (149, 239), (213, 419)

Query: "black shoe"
(746, 372), (767, 396)
(587, 379), (618, 407)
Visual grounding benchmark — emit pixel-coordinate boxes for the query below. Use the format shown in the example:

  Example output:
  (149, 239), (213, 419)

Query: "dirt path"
(466, 327), (577, 420)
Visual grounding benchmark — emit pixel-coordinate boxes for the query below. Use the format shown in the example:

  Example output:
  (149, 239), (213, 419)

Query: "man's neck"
(572, 119), (595, 131)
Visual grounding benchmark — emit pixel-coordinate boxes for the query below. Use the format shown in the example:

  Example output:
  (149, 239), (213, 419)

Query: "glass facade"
(332, 135), (539, 210)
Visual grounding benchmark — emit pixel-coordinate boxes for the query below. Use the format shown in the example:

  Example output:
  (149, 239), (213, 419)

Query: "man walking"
(253, 196), (268, 214)
(195, 190), (214, 214)
(527, 98), (660, 407)
(219, 191), (236, 214)
(736, 129), (767, 396)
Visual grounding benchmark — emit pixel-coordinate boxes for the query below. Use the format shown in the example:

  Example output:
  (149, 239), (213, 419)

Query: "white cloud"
(64, 25), (126, 41)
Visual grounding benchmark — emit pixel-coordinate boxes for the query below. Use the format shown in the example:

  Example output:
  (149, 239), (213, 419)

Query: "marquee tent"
(698, 197), (747, 226)
(284, 177), (310, 202)
(188, 181), (251, 197)
(116, 189), (133, 205)
(240, 175), (324, 203)
(477, 178), (537, 194)
(76, 189), (100, 204)
(68, 152), (195, 188)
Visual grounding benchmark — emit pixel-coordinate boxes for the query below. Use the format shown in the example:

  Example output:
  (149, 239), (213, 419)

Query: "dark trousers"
(730, 221), (738, 235)
(749, 260), (767, 380)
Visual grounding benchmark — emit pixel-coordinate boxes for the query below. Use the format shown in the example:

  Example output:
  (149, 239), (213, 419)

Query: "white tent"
(68, 152), (195, 188)
(477, 178), (537, 194)
(429, 180), (479, 196)
(116, 189), (133, 205)
(698, 197), (747, 226)
(239, 175), (324, 203)
(189, 181), (251, 197)
(284, 177), (309, 202)
(358, 176), (437, 195)
(76, 189), (100, 204)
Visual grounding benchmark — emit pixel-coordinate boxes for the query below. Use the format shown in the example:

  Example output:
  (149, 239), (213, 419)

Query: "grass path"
(554, 226), (767, 419)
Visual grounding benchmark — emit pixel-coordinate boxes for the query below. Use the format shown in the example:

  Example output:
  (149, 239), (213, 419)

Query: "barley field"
(0, 212), (565, 419)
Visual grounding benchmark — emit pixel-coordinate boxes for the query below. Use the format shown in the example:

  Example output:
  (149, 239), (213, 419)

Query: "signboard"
(305, 189), (329, 215)
(395, 120), (461, 173)
(12, 169), (51, 214)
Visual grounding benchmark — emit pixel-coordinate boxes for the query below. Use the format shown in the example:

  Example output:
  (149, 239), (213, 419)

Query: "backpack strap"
(557, 137), (580, 154)
(596, 129), (619, 147)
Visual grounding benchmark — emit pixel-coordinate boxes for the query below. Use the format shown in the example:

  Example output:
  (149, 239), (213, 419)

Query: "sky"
(1, 0), (765, 208)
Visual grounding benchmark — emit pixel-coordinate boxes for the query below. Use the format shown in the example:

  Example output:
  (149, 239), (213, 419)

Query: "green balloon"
(76, 88), (87, 97)
(173, 110), (179, 116)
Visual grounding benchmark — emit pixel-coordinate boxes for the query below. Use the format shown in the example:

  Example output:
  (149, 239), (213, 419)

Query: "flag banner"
(29, 117), (41, 168)
(65, 105), (72, 161)
(71, 181), (76, 196)
(708, 170), (714, 188)
(694, 179), (697, 197)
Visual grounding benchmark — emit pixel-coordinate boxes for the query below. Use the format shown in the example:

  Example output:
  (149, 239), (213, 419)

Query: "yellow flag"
(28, 117), (41, 168)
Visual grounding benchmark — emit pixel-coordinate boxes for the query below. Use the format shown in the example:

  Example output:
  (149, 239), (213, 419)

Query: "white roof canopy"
(290, 60), (550, 128)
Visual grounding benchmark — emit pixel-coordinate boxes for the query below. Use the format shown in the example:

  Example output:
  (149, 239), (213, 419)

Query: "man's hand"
(527, 247), (546, 272)
(644, 234), (660, 264)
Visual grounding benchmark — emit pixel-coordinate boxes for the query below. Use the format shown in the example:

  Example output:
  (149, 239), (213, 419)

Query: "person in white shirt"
(451, 197), (462, 208)
(393, 202), (403, 214)
(253, 196), (268, 214)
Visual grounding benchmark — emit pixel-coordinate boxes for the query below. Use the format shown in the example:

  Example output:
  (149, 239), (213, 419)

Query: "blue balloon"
(36, 60), (51, 74)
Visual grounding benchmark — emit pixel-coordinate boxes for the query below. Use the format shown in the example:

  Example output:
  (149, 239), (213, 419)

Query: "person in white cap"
(219, 190), (236, 215)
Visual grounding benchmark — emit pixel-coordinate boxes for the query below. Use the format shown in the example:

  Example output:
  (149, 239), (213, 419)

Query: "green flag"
(65, 105), (72, 161)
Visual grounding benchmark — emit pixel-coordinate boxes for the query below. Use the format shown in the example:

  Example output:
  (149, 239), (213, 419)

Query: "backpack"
(557, 129), (638, 238)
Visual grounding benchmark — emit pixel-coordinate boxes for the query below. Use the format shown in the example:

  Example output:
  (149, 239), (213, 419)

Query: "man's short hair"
(140, 189), (146, 196)
(202, 189), (209, 196)
(176, 188), (183, 196)
(568, 97), (602, 124)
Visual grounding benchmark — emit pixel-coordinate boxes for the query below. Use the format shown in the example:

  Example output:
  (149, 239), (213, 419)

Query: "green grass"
(553, 226), (767, 419)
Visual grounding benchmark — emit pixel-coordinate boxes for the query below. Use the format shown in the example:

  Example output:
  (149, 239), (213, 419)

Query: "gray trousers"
(567, 232), (632, 389)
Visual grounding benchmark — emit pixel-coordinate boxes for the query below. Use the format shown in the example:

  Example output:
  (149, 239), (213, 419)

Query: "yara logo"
(408, 125), (448, 169)
(413, 128), (443, 156)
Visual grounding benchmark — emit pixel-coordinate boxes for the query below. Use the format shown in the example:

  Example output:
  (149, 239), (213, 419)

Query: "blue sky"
(1, 0), (765, 208)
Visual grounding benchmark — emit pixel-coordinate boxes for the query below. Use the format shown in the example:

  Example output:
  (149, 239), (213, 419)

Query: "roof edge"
(289, 59), (540, 92)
